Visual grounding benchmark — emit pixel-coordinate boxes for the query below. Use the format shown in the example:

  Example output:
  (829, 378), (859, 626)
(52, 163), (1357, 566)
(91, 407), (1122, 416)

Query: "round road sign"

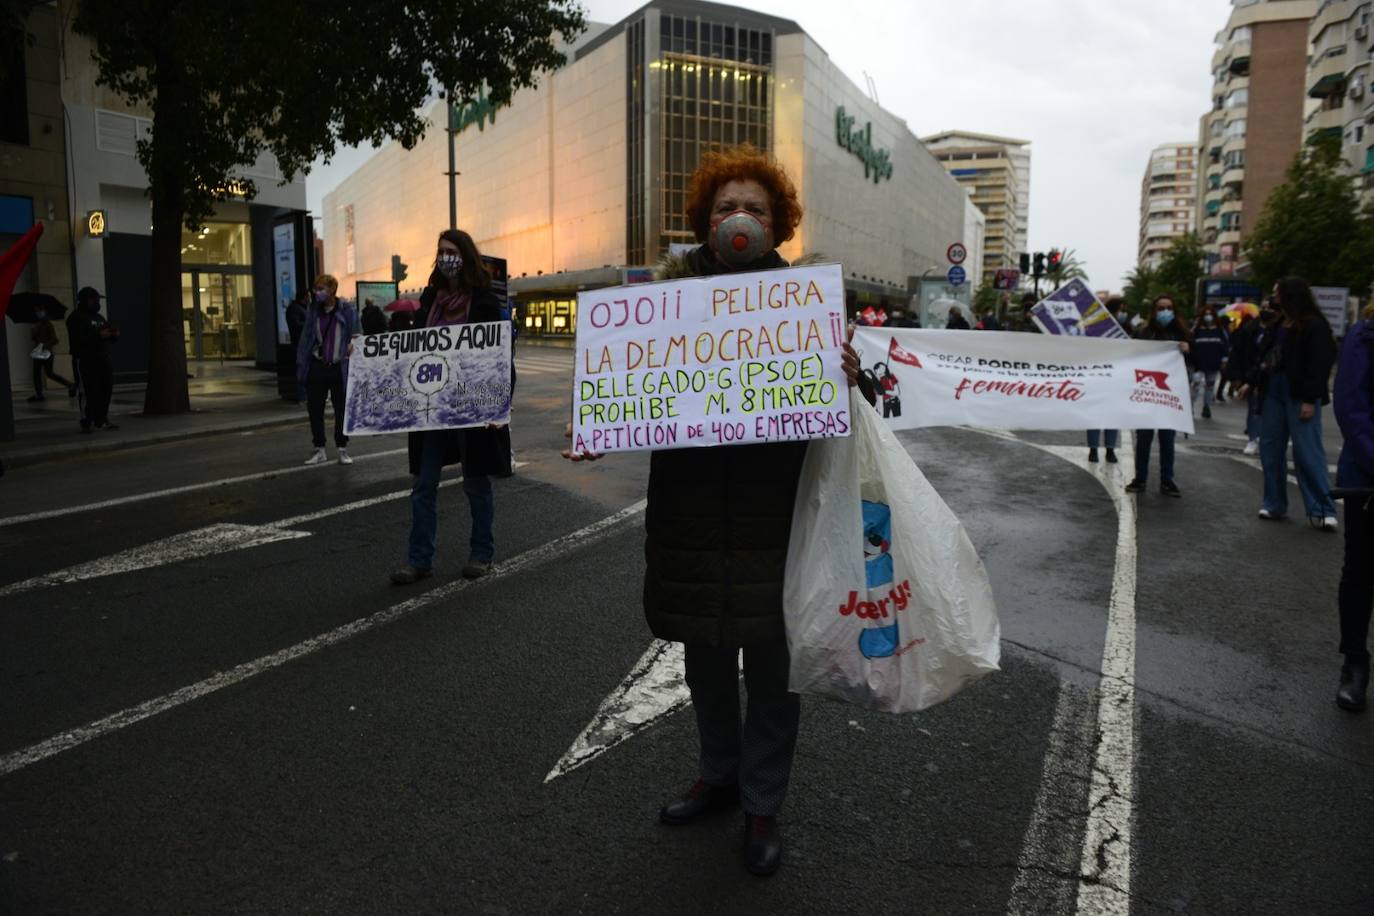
(946, 242), (967, 265)
(947, 265), (967, 287)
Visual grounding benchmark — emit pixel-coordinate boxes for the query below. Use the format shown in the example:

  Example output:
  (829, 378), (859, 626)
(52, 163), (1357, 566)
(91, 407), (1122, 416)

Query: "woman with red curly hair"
(566, 145), (871, 877)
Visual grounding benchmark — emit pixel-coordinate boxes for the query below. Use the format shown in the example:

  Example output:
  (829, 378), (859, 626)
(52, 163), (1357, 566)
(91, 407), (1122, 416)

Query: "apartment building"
(922, 131), (1031, 286)
(1138, 143), (1198, 268)
(1197, 0), (1316, 277)
(1302, 1), (1374, 203)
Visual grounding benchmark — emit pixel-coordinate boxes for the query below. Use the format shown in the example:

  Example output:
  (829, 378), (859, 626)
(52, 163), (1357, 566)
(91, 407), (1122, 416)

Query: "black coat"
(1226, 319), (1264, 382)
(642, 245), (874, 648)
(1134, 319), (1194, 371)
(360, 303), (388, 335)
(1255, 317), (1338, 405)
(406, 284), (514, 479)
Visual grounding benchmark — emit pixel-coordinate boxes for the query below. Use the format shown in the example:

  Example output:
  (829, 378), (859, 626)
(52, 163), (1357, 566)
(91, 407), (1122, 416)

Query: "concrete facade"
(1138, 143), (1198, 269)
(1197, 0), (1316, 277)
(323, 1), (974, 334)
(920, 131), (1032, 286)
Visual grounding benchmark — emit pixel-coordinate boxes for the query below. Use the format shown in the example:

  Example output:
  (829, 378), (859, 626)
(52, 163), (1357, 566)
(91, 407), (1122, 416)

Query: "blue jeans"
(408, 432), (496, 569)
(1259, 375), (1336, 519)
(1087, 430), (1120, 449)
(1191, 371), (1219, 409)
(1245, 389), (1262, 441)
(1134, 429), (1175, 484)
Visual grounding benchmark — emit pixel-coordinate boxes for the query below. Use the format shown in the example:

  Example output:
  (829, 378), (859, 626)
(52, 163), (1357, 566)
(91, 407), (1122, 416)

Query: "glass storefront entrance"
(181, 270), (255, 360)
(519, 297), (577, 339)
(181, 221), (255, 360)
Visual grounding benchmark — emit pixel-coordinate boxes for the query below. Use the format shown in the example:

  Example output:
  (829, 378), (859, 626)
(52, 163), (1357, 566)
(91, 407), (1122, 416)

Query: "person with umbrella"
(66, 286), (119, 432)
(18, 299), (76, 402)
(386, 297), (421, 333)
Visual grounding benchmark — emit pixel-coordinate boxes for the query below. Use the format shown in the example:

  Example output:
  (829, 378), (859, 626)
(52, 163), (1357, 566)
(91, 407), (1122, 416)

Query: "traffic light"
(391, 253), (408, 284)
(1032, 252), (1045, 277)
(1047, 249), (1063, 272)
(1019, 253), (1031, 275)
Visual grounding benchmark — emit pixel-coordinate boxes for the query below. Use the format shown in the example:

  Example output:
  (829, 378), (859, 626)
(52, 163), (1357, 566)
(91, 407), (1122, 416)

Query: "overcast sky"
(305, 0), (1233, 291)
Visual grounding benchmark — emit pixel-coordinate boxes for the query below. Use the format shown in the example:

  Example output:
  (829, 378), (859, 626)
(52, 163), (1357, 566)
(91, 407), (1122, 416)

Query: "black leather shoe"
(1088, 448), (1099, 463)
(1337, 659), (1369, 712)
(659, 779), (738, 825)
(743, 814), (782, 876)
(1124, 479), (1146, 493)
(1105, 449), (1118, 464)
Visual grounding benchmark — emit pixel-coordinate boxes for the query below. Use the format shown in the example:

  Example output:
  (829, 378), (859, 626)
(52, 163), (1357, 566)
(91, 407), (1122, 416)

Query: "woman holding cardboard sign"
(564, 146), (872, 877)
(391, 229), (510, 586)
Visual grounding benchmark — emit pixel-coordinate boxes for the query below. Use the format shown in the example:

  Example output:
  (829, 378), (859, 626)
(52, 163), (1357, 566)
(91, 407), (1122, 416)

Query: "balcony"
(1222, 134), (1247, 156)
(1222, 166), (1245, 189)
(1309, 48), (1350, 98)
(1219, 197), (1243, 218)
(1228, 40), (1252, 74)
(1218, 228), (1243, 246)
(1204, 185), (1225, 206)
(1306, 104), (1347, 133)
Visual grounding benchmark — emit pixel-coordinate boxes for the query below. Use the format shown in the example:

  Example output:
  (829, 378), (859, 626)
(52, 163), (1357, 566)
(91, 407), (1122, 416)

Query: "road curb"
(1, 412), (304, 471)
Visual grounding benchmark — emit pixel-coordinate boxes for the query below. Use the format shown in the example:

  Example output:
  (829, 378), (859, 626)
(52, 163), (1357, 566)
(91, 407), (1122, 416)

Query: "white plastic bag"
(783, 390), (1000, 713)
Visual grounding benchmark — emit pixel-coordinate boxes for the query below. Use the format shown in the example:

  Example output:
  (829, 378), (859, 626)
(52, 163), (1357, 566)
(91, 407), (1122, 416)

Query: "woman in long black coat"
(565, 146), (872, 877)
(391, 228), (511, 585)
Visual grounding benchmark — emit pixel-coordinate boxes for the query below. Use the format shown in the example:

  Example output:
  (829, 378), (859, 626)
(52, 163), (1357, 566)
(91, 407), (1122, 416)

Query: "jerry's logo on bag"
(836, 500), (926, 659)
(839, 580), (912, 619)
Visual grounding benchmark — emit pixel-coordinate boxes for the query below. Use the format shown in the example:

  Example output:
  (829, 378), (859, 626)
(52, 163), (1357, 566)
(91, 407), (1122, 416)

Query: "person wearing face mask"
(1190, 304), (1229, 420)
(295, 274), (360, 465)
(1126, 295), (1192, 497)
(65, 286), (119, 432)
(390, 229), (510, 586)
(563, 146), (875, 878)
(1242, 277), (1339, 529)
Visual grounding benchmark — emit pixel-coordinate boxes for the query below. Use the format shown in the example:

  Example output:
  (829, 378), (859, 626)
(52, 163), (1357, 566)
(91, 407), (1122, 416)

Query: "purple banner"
(1030, 280), (1128, 339)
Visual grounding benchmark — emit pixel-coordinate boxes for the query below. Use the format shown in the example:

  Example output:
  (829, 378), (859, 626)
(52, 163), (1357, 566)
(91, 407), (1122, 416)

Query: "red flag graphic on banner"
(0, 222), (44, 321)
(888, 335), (922, 368)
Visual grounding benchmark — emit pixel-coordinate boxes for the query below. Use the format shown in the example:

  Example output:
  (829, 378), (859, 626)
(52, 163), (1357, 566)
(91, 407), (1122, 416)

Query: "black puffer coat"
(643, 245), (872, 648)
(406, 284), (513, 479)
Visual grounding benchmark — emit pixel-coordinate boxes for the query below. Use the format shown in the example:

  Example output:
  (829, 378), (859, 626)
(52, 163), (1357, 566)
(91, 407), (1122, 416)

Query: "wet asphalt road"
(1, 346), (1371, 914)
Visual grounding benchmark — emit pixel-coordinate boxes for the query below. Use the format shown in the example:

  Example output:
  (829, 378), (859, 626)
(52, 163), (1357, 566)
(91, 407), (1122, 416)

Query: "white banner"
(343, 321), (512, 436)
(852, 328), (1195, 434)
(571, 263), (850, 454)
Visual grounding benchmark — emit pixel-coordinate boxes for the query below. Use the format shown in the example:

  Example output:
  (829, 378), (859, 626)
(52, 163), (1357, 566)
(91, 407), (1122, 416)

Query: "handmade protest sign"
(853, 327), (1195, 434)
(343, 321), (511, 435)
(572, 263), (850, 454)
(1031, 279), (1128, 338)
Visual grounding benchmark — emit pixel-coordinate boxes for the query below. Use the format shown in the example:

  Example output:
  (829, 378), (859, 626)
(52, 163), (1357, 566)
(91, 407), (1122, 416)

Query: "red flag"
(0, 222), (44, 321)
(888, 335), (922, 368)
(859, 306), (878, 326)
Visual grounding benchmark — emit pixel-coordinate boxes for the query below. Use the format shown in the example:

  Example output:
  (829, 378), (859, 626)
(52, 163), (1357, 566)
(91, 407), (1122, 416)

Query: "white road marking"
(0, 499), (647, 778)
(0, 446), (411, 529)
(1, 463), (527, 598)
(988, 435), (1139, 913)
(0, 524), (311, 597)
(544, 640), (689, 782)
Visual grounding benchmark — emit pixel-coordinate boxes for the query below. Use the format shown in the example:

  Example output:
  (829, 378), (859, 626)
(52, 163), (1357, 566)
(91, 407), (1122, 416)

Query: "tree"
(973, 283), (1001, 312)
(1122, 263), (1159, 314)
(1244, 130), (1374, 297)
(1044, 247), (1087, 287)
(1155, 232), (1207, 313)
(73, 0), (585, 413)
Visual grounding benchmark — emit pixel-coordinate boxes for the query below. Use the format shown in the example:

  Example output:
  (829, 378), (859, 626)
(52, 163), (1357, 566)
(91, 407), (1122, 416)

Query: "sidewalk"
(2, 344), (574, 471)
(3, 362), (304, 470)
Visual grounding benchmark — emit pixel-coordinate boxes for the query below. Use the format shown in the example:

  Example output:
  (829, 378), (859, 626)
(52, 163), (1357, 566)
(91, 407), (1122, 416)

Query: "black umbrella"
(6, 292), (68, 323)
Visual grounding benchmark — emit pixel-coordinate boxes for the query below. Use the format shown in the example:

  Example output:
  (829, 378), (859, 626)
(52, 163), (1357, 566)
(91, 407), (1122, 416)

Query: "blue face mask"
(1156, 309), (1175, 326)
